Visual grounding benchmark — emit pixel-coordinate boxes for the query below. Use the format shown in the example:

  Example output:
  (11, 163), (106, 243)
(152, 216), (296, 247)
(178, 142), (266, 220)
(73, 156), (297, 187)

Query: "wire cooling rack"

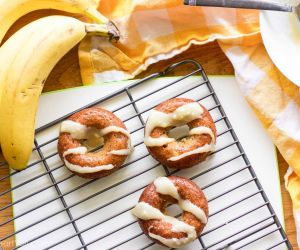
(0, 60), (292, 250)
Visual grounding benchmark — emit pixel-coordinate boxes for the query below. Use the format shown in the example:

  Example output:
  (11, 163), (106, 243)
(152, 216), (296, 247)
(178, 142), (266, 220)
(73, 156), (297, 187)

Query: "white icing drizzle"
(131, 202), (165, 220)
(131, 202), (197, 248)
(144, 103), (216, 162)
(61, 120), (132, 157)
(109, 149), (131, 155)
(109, 136), (134, 156)
(64, 160), (114, 174)
(144, 103), (203, 147)
(167, 125), (215, 162)
(132, 177), (207, 248)
(168, 143), (214, 161)
(148, 230), (195, 249)
(63, 147), (87, 157)
(61, 120), (130, 139)
(60, 120), (132, 173)
(62, 146), (115, 174)
(189, 126), (215, 143)
(154, 177), (207, 224)
(61, 120), (90, 139)
(179, 199), (207, 224)
(154, 176), (180, 200)
(100, 126), (130, 138)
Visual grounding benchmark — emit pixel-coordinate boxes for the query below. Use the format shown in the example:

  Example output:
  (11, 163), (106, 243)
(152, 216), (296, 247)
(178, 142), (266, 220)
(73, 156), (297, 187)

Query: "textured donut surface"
(58, 107), (131, 179)
(144, 98), (216, 168)
(132, 176), (208, 248)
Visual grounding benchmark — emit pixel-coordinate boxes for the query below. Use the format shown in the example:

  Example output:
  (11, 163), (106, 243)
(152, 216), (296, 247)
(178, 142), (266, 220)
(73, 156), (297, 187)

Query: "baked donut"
(144, 98), (216, 169)
(58, 107), (132, 179)
(132, 176), (208, 248)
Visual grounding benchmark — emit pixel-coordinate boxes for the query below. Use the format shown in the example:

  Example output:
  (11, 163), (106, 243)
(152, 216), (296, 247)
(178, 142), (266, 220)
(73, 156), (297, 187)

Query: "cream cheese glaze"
(63, 146), (87, 157)
(60, 120), (132, 173)
(168, 143), (215, 162)
(109, 148), (131, 155)
(132, 177), (207, 248)
(64, 161), (114, 174)
(148, 229), (196, 249)
(154, 177), (207, 224)
(61, 120), (132, 156)
(61, 120), (130, 139)
(167, 125), (215, 161)
(189, 126), (215, 142)
(144, 103), (203, 147)
(62, 146), (115, 174)
(109, 136), (133, 156)
(131, 202), (197, 248)
(144, 103), (215, 161)
(61, 120), (91, 139)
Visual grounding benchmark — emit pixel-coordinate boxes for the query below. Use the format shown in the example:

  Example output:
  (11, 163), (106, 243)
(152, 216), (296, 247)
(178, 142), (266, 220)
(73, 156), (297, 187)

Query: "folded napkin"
(79, 0), (300, 246)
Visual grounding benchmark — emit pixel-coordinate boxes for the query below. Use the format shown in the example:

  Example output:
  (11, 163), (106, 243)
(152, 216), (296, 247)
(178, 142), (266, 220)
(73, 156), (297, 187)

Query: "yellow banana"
(0, 0), (119, 44)
(0, 15), (113, 170)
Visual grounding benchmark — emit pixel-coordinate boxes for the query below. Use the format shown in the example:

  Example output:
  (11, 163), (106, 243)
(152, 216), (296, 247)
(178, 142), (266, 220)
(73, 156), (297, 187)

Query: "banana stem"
(85, 8), (120, 41)
(106, 21), (120, 42)
(85, 23), (120, 41)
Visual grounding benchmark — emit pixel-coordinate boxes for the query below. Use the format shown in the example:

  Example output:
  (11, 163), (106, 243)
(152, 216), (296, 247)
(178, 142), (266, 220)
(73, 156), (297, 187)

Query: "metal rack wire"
(0, 60), (292, 249)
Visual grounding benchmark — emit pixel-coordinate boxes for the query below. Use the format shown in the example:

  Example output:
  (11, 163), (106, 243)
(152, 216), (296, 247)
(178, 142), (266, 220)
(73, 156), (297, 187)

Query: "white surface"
(211, 76), (283, 220)
(260, 0), (300, 86)
(11, 76), (284, 249)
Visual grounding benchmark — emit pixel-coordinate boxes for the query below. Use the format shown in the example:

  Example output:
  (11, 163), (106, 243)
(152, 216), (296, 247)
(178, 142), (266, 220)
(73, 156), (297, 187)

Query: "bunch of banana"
(0, 15), (117, 170)
(0, 0), (119, 44)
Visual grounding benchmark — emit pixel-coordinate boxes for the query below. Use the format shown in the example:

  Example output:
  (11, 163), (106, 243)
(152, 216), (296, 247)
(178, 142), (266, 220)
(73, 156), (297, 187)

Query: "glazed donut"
(132, 176), (208, 248)
(144, 98), (216, 169)
(58, 107), (132, 179)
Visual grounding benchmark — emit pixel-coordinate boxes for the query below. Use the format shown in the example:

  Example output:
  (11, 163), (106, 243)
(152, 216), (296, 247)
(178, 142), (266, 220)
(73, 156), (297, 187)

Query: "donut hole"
(165, 203), (183, 218)
(167, 125), (190, 141)
(82, 132), (105, 152)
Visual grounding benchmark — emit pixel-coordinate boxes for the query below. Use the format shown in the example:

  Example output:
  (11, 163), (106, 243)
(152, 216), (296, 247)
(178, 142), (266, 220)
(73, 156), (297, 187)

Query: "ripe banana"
(0, 0), (119, 44)
(0, 15), (114, 170)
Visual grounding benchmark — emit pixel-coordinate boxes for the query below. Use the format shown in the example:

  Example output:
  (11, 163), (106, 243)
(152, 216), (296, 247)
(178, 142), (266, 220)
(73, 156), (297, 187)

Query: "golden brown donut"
(132, 176), (208, 248)
(144, 98), (216, 169)
(58, 107), (132, 179)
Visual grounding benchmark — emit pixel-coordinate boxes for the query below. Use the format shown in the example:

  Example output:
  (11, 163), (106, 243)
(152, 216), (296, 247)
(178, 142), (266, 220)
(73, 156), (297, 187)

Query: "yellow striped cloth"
(79, 0), (300, 244)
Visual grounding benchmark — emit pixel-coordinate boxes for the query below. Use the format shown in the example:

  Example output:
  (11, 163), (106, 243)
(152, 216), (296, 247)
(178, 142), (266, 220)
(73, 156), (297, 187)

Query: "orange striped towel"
(79, 0), (300, 245)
